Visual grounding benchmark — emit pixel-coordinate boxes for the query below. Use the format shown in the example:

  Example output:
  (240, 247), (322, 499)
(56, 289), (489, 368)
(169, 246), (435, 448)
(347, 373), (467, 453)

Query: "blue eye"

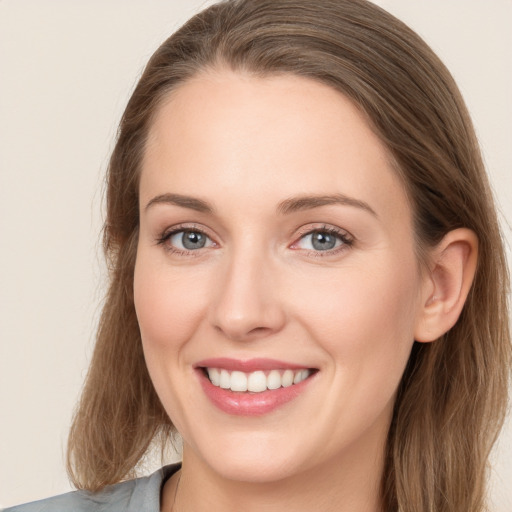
(295, 229), (351, 252)
(164, 229), (214, 251)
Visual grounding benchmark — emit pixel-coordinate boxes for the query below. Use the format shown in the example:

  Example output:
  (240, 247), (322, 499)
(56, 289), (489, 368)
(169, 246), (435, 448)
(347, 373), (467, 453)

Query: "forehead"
(141, 69), (411, 226)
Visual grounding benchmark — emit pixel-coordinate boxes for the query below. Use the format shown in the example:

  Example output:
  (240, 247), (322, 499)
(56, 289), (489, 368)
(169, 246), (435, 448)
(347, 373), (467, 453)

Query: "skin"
(133, 70), (476, 511)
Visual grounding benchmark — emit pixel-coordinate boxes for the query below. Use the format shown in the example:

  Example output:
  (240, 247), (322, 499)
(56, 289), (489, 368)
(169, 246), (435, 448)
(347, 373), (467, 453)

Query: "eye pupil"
(311, 231), (336, 251)
(182, 231), (206, 249)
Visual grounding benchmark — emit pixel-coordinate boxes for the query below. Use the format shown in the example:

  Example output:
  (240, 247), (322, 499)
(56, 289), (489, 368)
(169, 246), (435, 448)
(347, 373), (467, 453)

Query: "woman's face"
(134, 70), (430, 483)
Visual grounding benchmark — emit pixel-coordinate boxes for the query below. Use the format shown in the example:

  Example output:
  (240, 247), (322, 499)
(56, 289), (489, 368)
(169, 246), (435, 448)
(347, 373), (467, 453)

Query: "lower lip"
(197, 369), (315, 416)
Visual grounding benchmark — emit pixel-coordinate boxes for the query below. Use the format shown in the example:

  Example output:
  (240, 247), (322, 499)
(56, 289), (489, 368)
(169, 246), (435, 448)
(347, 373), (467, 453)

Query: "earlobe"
(414, 228), (478, 343)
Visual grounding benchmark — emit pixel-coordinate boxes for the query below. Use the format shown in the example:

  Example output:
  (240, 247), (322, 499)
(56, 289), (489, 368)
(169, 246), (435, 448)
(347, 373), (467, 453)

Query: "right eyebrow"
(144, 193), (214, 213)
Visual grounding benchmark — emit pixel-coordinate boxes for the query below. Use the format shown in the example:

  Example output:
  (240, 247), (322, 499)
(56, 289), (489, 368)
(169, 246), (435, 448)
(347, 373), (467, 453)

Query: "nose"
(209, 248), (286, 342)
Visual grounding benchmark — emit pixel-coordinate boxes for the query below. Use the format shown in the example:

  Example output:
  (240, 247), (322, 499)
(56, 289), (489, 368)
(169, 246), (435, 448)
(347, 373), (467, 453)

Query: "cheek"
(292, 254), (421, 370)
(133, 250), (212, 429)
(133, 251), (209, 355)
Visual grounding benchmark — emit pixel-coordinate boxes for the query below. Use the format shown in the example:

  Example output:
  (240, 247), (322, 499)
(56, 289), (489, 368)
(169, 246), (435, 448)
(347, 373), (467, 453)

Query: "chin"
(184, 427), (315, 484)
(205, 450), (308, 484)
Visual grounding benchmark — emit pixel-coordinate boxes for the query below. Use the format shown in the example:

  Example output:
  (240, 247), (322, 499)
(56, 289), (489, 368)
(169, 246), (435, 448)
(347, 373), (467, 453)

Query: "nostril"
(249, 326), (271, 334)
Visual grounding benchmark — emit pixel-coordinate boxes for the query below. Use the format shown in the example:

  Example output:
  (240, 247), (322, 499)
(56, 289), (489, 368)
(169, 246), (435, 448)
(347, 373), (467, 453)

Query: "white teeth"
(230, 371), (248, 392)
(293, 369), (309, 384)
(219, 369), (230, 389)
(248, 371), (267, 392)
(267, 370), (281, 390)
(208, 367), (220, 386)
(206, 367), (312, 392)
(282, 369), (294, 387)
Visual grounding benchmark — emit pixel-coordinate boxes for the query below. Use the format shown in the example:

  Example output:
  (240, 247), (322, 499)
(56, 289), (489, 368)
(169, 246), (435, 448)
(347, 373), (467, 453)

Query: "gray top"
(3, 464), (180, 512)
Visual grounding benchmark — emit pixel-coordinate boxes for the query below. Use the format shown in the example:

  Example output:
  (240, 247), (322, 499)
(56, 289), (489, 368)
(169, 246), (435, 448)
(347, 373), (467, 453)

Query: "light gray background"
(1, 0), (511, 509)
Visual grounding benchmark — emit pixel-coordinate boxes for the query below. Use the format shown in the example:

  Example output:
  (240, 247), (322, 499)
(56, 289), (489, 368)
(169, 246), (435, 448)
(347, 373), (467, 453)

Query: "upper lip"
(195, 357), (314, 372)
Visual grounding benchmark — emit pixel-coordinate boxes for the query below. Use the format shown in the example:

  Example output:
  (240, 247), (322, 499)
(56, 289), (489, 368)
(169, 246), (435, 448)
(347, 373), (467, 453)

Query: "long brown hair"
(67, 1), (511, 510)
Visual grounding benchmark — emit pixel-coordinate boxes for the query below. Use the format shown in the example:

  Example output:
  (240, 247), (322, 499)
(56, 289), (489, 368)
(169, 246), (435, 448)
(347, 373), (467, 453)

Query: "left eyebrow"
(277, 193), (378, 217)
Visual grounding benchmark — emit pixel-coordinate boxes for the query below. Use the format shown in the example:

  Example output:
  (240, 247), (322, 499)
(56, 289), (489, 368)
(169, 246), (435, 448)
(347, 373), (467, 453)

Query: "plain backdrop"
(0, 0), (511, 509)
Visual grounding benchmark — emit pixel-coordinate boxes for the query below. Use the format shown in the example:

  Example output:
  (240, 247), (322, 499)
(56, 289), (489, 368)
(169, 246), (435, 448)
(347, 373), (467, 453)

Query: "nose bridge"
(210, 238), (285, 340)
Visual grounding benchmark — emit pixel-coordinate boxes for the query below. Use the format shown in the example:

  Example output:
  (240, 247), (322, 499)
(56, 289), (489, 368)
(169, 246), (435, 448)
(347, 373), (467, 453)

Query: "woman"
(5, 0), (510, 511)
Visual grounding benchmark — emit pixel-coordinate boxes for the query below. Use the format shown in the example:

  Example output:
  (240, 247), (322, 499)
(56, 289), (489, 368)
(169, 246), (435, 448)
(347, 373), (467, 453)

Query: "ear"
(414, 228), (478, 343)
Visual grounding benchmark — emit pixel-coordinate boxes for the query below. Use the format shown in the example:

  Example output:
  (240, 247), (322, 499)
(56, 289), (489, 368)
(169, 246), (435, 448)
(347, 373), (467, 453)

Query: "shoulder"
(3, 464), (180, 512)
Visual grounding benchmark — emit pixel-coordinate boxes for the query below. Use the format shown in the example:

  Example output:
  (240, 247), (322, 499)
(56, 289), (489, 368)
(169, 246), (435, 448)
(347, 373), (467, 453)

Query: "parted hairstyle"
(67, 1), (511, 510)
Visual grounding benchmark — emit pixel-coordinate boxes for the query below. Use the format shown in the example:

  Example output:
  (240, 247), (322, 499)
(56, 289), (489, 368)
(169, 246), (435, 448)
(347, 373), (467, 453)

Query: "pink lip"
(195, 358), (317, 416)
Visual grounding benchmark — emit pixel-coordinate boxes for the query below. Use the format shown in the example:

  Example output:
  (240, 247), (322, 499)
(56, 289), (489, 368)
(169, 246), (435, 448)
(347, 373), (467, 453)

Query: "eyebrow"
(277, 193), (377, 217)
(144, 192), (377, 217)
(145, 193), (214, 213)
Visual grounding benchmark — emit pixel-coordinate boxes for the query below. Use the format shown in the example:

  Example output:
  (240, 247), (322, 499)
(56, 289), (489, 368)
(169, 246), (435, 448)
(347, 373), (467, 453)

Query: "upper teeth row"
(207, 368), (311, 393)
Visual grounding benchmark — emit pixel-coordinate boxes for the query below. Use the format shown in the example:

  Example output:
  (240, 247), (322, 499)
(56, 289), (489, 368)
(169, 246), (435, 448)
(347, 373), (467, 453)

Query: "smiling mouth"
(196, 359), (318, 415)
(203, 367), (315, 393)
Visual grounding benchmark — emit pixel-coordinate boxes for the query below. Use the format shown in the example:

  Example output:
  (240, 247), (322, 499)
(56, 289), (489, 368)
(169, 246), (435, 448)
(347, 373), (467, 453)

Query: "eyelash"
(155, 224), (214, 257)
(292, 225), (354, 257)
(155, 224), (354, 257)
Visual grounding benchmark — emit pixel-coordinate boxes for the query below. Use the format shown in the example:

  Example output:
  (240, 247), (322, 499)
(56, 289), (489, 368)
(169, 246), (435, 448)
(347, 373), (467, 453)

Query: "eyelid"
(294, 223), (352, 238)
(154, 222), (354, 257)
(155, 223), (218, 255)
(290, 224), (354, 255)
